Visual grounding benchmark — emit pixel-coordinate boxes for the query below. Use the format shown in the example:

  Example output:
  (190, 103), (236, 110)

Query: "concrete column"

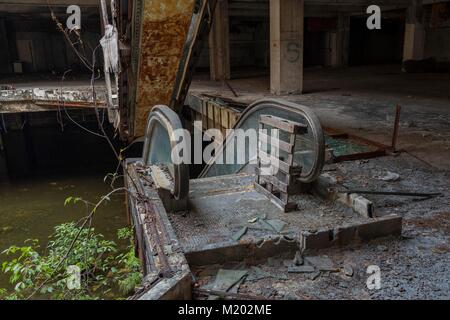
(403, 0), (425, 61)
(270, 0), (304, 95)
(331, 14), (350, 67)
(209, 0), (230, 81)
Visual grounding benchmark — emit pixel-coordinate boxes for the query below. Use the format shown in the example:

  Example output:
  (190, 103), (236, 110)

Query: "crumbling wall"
(0, 88), (106, 113)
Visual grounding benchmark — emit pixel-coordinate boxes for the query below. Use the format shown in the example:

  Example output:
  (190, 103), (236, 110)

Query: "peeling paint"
(134, 0), (196, 136)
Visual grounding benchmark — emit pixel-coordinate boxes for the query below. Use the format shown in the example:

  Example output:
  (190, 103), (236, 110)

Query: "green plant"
(0, 223), (142, 300)
(114, 227), (142, 295)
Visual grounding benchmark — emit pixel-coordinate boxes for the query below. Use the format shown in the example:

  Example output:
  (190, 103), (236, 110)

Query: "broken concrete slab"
(337, 192), (374, 218)
(210, 269), (248, 292)
(248, 217), (288, 234)
(288, 265), (316, 273)
(308, 271), (321, 280)
(343, 264), (354, 277)
(246, 266), (270, 281)
(379, 171), (401, 182)
(0, 87), (107, 113)
(300, 215), (403, 251)
(305, 256), (339, 272)
(247, 266), (288, 281)
(231, 226), (248, 242)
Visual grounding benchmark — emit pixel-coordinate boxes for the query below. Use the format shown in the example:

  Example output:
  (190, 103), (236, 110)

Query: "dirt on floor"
(188, 65), (450, 300)
(192, 153), (450, 300)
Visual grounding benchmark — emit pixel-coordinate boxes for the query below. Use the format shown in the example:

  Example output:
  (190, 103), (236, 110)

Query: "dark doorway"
(349, 16), (405, 66)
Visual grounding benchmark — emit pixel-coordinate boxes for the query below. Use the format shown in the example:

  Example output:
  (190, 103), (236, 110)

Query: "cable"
(58, 68), (106, 139)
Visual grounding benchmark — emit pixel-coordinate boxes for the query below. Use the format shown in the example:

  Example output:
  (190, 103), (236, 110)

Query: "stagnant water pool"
(0, 171), (129, 297)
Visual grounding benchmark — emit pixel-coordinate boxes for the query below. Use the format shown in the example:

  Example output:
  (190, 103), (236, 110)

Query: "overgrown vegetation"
(0, 5), (145, 301)
(0, 223), (142, 300)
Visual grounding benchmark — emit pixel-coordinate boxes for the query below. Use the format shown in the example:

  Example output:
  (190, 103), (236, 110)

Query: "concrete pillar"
(331, 14), (350, 67)
(270, 0), (304, 95)
(209, 0), (230, 81)
(403, 0), (425, 61)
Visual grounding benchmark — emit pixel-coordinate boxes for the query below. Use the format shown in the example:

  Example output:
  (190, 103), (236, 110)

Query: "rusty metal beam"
(130, 0), (196, 137)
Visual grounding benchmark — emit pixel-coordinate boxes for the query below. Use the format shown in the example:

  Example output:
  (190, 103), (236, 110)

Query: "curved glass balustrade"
(199, 99), (325, 183)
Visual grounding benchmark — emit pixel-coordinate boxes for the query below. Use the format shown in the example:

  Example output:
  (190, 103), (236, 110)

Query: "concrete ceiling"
(1, 0), (449, 17)
(230, 0), (450, 17)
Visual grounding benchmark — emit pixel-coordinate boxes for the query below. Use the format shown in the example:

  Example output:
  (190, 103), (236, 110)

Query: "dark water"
(0, 172), (128, 295)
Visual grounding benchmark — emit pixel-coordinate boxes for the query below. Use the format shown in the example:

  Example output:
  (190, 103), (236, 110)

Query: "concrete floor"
(190, 64), (450, 170)
(169, 173), (380, 255)
(3, 65), (449, 299)
(192, 153), (450, 300)
(0, 74), (106, 113)
(186, 65), (449, 299)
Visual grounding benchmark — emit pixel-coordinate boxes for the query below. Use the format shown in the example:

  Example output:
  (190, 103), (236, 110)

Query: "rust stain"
(135, 0), (195, 137)
(407, 212), (450, 234)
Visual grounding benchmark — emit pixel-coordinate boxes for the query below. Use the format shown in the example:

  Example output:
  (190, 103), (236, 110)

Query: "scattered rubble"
(192, 154), (450, 300)
(378, 171), (401, 182)
(0, 86), (107, 112)
(304, 256), (339, 272)
(231, 226), (248, 241)
(343, 264), (354, 277)
(288, 265), (315, 273)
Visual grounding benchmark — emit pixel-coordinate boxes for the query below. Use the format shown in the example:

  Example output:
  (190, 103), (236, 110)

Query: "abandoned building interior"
(0, 0), (449, 300)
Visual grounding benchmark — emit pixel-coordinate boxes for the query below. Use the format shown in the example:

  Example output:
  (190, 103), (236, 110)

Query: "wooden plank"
(260, 114), (307, 134)
(214, 104), (221, 129)
(259, 132), (294, 153)
(207, 103), (214, 129)
(221, 107), (228, 129)
(259, 173), (288, 193)
(202, 100), (207, 130)
(259, 150), (301, 175)
(254, 182), (287, 211)
(254, 183), (297, 212)
(230, 112), (238, 128)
